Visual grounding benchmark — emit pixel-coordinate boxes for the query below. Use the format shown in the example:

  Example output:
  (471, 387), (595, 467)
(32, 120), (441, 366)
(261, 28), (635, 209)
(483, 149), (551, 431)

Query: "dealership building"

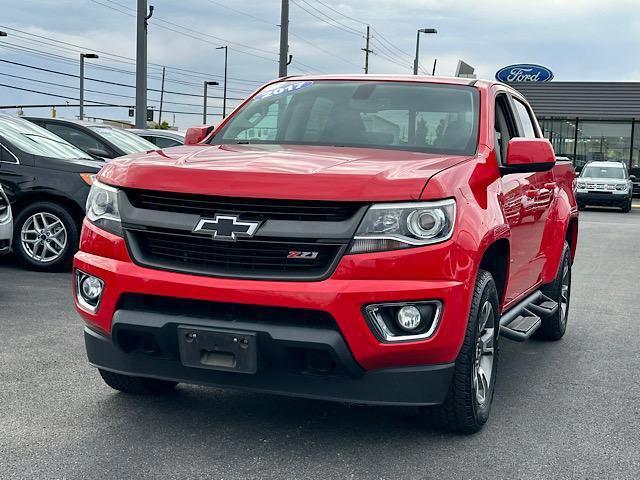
(509, 81), (640, 176)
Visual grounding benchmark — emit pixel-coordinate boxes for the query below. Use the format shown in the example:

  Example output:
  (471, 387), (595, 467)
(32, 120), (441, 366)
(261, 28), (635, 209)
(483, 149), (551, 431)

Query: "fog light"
(75, 270), (104, 312)
(397, 305), (422, 331)
(364, 301), (442, 342)
(81, 276), (103, 300)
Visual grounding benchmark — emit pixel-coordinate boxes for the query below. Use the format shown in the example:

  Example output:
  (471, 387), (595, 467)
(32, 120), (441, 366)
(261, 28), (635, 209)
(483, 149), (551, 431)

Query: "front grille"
(125, 189), (363, 222)
(126, 228), (343, 280)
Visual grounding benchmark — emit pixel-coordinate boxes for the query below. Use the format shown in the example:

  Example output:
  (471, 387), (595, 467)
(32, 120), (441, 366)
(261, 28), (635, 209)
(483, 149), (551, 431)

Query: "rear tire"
(536, 242), (571, 340)
(13, 201), (79, 272)
(99, 369), (178, 395)
(418, 270), (500, 433)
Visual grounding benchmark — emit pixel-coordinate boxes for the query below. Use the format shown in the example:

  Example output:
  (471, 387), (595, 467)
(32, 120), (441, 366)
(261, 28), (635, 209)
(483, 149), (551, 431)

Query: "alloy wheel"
(559, 262), (570, 326)
(473, 300), (495, 406)
(20, 212), (67, 264)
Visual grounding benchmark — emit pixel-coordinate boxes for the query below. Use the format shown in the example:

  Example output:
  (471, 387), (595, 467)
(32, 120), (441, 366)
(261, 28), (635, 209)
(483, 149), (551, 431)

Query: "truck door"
(510, 95), (555, 289)
(494, 93), (549, 304)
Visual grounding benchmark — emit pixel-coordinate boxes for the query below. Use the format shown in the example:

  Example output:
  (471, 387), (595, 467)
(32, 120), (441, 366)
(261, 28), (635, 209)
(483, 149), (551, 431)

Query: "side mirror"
(184, 125), (215, 145)
(501, 138), (556, 174)
(630, 175), (636, 181)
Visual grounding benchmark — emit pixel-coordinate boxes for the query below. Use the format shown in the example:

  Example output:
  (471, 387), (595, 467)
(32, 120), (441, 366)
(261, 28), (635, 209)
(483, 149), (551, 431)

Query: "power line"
(92, 0), (278, 62)
(0, 72), (239, 109)
(291, 0), (362, 36)
(0, 59), (246, 101)
(0, 25), (265, 86)
(0, 83), (227, 115)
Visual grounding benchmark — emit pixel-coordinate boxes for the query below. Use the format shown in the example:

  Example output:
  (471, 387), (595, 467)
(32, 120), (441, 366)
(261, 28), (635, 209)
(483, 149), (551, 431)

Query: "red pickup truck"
(74, 76), (578, 433)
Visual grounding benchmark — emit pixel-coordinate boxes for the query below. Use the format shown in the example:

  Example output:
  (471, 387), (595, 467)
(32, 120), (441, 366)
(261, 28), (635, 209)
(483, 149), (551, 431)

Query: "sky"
(0, 0), (639, 129)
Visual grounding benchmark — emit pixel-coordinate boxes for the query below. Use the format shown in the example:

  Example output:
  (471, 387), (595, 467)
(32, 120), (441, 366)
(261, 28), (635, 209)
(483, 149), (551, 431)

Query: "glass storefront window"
(631, 121), (640, 176)
(575, 121), (631, 170)
(540, 118), (576, 161)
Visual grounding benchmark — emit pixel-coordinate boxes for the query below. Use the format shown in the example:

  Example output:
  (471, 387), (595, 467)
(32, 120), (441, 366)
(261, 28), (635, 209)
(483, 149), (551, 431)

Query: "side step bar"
(499, 290), (558, 342)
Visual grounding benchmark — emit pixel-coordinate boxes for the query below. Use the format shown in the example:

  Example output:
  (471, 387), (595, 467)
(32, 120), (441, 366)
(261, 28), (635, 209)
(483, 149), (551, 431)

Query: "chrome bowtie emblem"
(192, 215), (261, 241)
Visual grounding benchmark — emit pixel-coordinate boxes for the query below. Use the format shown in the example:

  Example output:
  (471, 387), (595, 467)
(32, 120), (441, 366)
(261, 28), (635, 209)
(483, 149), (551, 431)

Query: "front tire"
(13, 201), (79, 272)
(99, 369), (178, 395)
(621, 198), (632, 213)
(418, 270), (500, 433)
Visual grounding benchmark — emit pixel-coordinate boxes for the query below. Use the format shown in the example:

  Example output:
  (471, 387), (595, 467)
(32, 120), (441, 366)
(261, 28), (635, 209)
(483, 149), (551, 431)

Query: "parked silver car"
(576, 161), (634, 212)
(0, 184), (12, 255)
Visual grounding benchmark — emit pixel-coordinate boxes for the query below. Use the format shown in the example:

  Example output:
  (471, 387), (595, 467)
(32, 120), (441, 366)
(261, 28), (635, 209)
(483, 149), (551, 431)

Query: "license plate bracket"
(177, 326), (257, 374)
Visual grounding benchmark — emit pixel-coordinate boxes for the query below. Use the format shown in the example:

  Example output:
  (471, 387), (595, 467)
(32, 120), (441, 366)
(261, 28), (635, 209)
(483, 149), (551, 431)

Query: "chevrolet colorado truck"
(74, 76), (578, 433)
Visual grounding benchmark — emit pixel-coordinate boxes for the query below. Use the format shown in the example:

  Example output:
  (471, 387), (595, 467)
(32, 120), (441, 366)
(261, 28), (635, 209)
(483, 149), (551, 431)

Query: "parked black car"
(0, 115), (102, 271)
(25, 117), (156, 160)
(130, 128), (185, 148)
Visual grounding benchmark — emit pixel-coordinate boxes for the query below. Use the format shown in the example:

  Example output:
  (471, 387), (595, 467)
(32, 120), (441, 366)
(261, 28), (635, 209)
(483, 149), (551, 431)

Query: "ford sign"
(495, 64), (554, 83)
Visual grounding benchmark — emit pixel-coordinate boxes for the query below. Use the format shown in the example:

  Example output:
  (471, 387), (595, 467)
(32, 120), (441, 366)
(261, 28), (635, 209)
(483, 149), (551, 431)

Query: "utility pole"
(362, 25), (373, 74)
(136, 0), (153, 128)
(278, 0), (289, 77)
(79, 53), (98, 120)
(216, 46), (228, 118)
(203, 81), (219, 123)
(158, 66), (165, 126)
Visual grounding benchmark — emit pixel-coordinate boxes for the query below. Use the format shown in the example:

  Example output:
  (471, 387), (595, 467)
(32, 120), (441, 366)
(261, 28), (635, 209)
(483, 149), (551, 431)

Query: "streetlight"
(0, 31), (7, 37)
(203, 80), (220, 123)
(413, 28), (437, 75)
(79, 53), (99, 120)
(216, 46), (228, 118)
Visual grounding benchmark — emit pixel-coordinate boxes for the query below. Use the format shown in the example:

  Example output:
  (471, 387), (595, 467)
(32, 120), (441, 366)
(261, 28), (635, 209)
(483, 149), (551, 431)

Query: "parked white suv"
(0, 184), (12, 255)
(576, 161), (634, 212)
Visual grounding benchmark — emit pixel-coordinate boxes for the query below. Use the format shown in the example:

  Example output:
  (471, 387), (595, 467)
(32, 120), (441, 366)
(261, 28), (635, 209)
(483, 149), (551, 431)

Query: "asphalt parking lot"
(1, 205), (639, 480)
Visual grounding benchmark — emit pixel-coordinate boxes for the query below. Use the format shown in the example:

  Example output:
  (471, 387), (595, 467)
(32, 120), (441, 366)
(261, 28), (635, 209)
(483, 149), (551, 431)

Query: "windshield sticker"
(254, 81), (314, 101)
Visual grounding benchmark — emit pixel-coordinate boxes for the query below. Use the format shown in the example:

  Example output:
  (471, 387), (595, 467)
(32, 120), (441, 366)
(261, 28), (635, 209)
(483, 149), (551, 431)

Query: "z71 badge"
(287, 251), (319, 259)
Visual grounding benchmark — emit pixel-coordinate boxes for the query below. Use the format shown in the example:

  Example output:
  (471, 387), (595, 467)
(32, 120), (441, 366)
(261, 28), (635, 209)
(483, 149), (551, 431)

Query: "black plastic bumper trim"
(85, 326), (454, 406)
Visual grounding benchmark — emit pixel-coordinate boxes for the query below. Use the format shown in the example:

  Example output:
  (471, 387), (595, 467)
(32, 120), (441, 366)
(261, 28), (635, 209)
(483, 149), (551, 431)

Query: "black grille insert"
(126, 228), (343, 280)
(125, 189), (363, 222)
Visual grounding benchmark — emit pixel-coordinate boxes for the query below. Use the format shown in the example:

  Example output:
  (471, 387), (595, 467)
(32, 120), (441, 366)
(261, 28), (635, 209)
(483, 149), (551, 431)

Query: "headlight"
(86, 179), (122, 235)
(577, 181), (587, 189)
(615, 184), (628, 191)
(349, 199), (456, 253)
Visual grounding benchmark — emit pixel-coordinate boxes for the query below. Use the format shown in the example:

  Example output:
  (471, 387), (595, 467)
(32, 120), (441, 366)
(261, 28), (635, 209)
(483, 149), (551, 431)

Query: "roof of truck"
(281, 74), (494, 89)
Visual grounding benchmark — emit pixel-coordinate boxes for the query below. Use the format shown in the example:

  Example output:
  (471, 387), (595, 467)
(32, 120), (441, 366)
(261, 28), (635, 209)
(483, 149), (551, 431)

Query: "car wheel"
(418, 269), (500, 433)
(536, 242), (571, 341)
(621, 198), (632, 213)
(99, 369), (178, 395)
(13, 201), (79, 272)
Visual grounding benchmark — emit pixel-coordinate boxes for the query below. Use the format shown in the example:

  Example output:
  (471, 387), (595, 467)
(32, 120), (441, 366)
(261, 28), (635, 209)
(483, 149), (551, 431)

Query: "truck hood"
(98, 144), (471, 201)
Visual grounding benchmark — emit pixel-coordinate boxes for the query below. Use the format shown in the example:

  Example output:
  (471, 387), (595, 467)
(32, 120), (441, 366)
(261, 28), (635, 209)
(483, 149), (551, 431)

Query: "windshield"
(0, 116), (91, 159)
(89, 126), (156, 154)
(580, 165), (626, 179)
(212, 81), (479, 155)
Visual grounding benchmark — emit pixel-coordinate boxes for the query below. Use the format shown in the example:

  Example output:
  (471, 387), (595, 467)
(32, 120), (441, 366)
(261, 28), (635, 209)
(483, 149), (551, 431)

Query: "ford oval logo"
(495, 64), (554, 83)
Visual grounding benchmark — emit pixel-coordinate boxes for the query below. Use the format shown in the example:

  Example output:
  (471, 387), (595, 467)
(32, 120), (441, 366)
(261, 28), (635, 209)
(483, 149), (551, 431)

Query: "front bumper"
(85, 323), (454, 406)
(0, 216), (12, 255)
(75, 219), (475, 403)
(577, 190), (630, 207)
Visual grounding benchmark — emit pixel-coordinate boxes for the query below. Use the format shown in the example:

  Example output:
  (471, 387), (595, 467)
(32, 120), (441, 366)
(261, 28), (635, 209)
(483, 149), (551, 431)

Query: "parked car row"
(0, 114), (184, 270)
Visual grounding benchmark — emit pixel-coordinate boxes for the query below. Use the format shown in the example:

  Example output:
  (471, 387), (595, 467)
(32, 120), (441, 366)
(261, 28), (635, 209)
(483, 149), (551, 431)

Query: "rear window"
(212, 81), (480, 156)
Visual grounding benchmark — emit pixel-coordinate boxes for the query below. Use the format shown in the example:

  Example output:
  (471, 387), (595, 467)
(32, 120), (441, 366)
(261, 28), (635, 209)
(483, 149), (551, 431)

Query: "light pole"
(216, 46), (228, 118)
(413, 28), (437, 75)
(203, 80), (219, 123)
(79, 53), (99, 120)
